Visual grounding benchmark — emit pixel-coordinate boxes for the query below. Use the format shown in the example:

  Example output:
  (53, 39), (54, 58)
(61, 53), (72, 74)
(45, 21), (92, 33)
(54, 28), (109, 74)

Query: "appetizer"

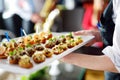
(52, 45), (64, 55)
(65, 32), (74, 40)
(25, 47), (35, 57)
(74, 37), (83, 45)
(43, 49), (53, 58)
(19, 55), (33, 69)
(66, 39), (76, 48)
(0, 46), (7, 59)
(33, 34), (40, 44)
(39, 32), (53, 40)
(8, 54), (20, 64)
(24, 36), (34, 46)
(34, 44), (44, 51)
(19, 50), (29, 56)
(58, 43), (68, 51)
(40, 37), (46, 44)
(45, 38), (56, 48)
(44, 32), (53, 40)
(0, 32), (83, 69)
(59, 35), (66, 43)
(32, 51), (46, 63)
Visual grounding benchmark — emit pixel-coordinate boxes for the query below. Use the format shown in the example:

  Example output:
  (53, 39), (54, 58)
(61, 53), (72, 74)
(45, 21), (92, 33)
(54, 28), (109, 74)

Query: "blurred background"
(0, 0), (109, 80)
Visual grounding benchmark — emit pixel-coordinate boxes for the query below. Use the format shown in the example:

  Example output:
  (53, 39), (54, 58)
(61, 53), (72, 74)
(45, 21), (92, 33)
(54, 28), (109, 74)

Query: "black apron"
(99, 0), (120, 80)
(99, 0), (114, 47)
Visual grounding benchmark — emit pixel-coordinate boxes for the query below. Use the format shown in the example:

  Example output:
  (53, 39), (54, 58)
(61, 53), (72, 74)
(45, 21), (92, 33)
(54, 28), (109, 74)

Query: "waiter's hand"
(73, 29), (102, 46)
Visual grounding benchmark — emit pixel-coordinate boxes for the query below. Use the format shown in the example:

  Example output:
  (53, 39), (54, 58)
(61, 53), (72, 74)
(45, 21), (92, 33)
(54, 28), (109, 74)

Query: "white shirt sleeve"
(102, 1), (120, 72)
(16, 0), (32, 21)
(3, 0), (32, 20)
(16, 8), (32, 21)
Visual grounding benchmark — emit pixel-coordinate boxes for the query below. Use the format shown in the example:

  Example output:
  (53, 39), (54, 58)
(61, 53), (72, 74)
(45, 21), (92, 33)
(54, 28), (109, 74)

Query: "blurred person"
(61, 0), (120, 80)
(82, 0), (109, 48)
(0, 0), (5, 29)
(34, 0), (58, 32)
(3, 0), (57, 36)
(3, 0), (44, 36)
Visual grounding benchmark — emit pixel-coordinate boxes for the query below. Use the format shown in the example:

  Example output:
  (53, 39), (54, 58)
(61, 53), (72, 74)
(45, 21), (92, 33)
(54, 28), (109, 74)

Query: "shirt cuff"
(102, 46), (120, 72)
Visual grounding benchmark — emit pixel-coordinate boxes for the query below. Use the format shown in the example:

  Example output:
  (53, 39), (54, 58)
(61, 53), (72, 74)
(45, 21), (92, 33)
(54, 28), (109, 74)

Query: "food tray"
(0, 32), (94, 74)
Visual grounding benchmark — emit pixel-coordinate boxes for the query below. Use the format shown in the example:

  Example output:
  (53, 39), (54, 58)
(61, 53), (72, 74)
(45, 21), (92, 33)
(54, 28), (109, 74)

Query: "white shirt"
(102, 0), (120, 72)
(3, 0), (44, 21)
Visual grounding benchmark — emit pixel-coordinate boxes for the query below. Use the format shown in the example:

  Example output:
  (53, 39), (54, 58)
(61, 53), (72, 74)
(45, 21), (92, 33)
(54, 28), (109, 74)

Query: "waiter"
(61, 0), (120, 80)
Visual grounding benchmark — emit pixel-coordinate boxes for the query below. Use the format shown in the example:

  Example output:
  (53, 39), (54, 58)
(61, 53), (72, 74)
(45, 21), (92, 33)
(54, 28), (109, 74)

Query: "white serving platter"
(0, 33), (94, 74)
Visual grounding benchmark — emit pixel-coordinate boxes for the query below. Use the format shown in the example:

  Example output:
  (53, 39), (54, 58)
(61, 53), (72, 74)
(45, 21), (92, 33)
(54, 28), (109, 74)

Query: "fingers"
(73, 30), (85, 36)
(73, 30), (96, 46)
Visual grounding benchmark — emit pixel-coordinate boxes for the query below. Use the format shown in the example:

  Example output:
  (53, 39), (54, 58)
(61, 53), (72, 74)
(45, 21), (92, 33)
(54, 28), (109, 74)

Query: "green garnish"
(13, 50), (17, 54)
(49, 38), (54, 42)
(29, 35), (32, 39)
(10, 39), (15, 43)
(69, 32), (72, 36)
(59, 46), (63, 49)
(71, 39), (74, 42)
(60, 35), (65, 38)
(52, 37), (56, 41)
(9, 51), (14, 56)
(26, 44), (32, 48)
(77, 37), (82, 39)
(9, 50), (17, 56)
(18, 47), (24, 51)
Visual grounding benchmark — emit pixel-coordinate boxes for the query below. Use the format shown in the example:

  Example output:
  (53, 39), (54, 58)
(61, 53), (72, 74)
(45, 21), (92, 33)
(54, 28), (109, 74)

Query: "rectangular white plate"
(0, 33), (94, 74)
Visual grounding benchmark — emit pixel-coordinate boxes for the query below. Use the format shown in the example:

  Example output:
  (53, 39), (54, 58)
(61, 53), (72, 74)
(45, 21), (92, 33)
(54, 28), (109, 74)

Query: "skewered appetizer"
(9, 39), (18, 48)
(44, 32), (53, 40)
(39, 32), (53, 40)
(19, 55), (33, 69)
(24, 36), (31, 45)
(2, 40), (18, 57)
(8, 53), (20, 64)
(33, 34), (41, 44)
(32, 51), (46, 63)
(24, 36), (35, 46)
(40, 37), (46, 44)
(17, 37), (24, 44)
(0, 46), (7, 59)
(43, 49), (53, 58)
(6, 41), (16, 49)
(8, 55), (20, 64)
(17, 37), (26, 49)
(7, 49), (19, 64)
